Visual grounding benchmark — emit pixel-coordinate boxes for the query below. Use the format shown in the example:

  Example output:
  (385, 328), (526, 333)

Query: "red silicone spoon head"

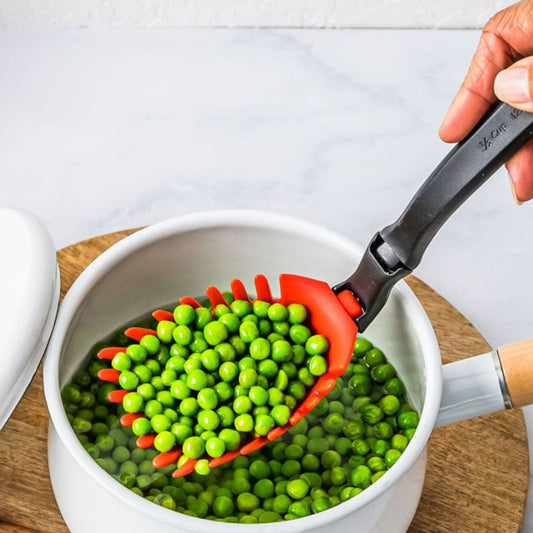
(98, 273), (361, 476)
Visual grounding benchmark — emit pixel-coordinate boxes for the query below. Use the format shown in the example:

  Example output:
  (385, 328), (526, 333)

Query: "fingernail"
(509, 175), (524, 206)
(494, 66), (531, 104)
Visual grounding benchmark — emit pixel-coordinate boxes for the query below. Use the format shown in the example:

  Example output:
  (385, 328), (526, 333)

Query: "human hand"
(439, 0), (533, 203)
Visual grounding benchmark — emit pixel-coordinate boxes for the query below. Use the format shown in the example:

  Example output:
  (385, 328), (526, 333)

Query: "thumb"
(494, 56), (533, 112)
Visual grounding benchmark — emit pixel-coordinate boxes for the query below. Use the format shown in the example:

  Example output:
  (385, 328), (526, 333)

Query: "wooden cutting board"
(0, 229), (528, 533)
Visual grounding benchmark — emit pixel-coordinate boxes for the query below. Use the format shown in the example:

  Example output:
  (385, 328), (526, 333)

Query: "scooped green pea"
(182, 436), (205, 459)
(267, 303), (288, 322)
(308, 355), (328, 376)
(119, 371), (139, 390)
(154, 431), (176, 452)
(112, 352), (131, 372)
(305, 335), (329, 355)
(140, 335), (161, 355)
(156, 321), (176, 344)
(204, 321), (228, 346)
(123, 392), (143, 413)
(186, 369), (208, 391)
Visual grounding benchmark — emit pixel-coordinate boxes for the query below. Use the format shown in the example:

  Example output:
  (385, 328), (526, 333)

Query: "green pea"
(280, 459), (301, 477)
(197, 388), (218, 410)
(194, 307), (212, 330)
(323, 412), (344, 435)
(252, 300), (270, 318)
(236, 492), (260, 512)
(320, 450), (341, 469)
(385, 448), (402, 468)
(234, 413), (254, 433)
(267, 387), (284, 406)
(257, 359), (278, 379)
(286, 479), (309, 500)
(271, 340), (293, 363)
(239, 321), (259, 343)
(287, 381), (306, 401)
(298, 367), (316, 387)
(121, 392), (142, 414)
(219, 361), (238, 382)
(205, 437), (226, 458)
(292, 345), (306, 365)
(197, 409), (219, 431)
(375, 421), (394, 439)
(371, 439), (390, 456)
(179, 397), (199, 417)
(364, 348), (385, 368)
(391, 433), (409, 452)
(351, 465), (372, 488)
(203, 321), (228, 346)
(274, 370), (289, 391)
(379, 394), (401, 415)
(219, 428), (240, 451)
(360, 404), (384, 424)
(271, 404), (290, 426)
(119, 371), (139, 390)
(182, 436), (205, 459)
(233, 396), (252, 414)
(140, 334), (160, 355)
(183, 358), (202, 375)
(214, 381), (233, 402)
(157, 321), (176, 344)
(170, 380), (190, 400)
(349, 374), (372, 396)
(371, 364), (396, 384)
(186, 369), (208, 391)
(258, 319), (272, 336)
(311, 497), (333, 513)
(130, 417), (149, 437)
(171, 423), (193, 444)
(272, 321), (290, 336)
(253, 478), (274, 499)
(352, 337), (373, 356)
(249, 386), (268, 407)
(112, 352), (131, 372)
(272, 494), (292, 514)
(213, 496), (234, 518)
(286, 303), (307, 324)
(239, 368), (258, 388)
(397, 411), (419, 429)
(308, 355), (328, 376)
(305, 335), (329, 355)
(249, 337), (270, 361)
(254, 414), (275, 436)
(231, 300), (253, 318)
(154, 431), (176, 452)
(127, 344), (148, 364)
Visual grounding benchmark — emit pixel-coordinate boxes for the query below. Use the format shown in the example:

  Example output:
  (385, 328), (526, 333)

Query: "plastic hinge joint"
(332, 233), (411, 332)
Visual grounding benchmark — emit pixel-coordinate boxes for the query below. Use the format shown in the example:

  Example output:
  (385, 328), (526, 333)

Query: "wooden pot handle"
(497, 339), (533, 408)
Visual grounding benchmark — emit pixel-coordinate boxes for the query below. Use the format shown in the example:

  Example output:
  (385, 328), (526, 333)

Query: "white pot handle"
(435, 339), (533, 428)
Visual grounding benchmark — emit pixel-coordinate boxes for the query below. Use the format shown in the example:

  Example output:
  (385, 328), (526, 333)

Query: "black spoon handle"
(333, 102), (533, 332)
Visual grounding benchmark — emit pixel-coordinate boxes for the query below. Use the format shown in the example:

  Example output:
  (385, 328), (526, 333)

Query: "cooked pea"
(398, 411), (419, 429)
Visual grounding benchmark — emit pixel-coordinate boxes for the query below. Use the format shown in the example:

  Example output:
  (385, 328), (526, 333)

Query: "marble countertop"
(1, 27), (532, 530)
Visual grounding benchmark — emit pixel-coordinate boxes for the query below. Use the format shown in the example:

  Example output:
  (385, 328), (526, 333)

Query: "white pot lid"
(0, 208), (59, 430)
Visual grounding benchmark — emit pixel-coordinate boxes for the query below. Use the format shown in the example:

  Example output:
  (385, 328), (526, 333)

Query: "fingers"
(494, 56), (533, 112)
(505, 137), (533, 203)
(439, 25), (517, 142)
(439, 2), (533, 143)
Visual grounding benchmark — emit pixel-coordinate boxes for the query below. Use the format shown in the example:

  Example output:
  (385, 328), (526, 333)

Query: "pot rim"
(43, 209), (442, 532)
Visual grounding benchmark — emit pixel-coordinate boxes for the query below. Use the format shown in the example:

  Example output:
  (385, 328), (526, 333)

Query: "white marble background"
(0, 0), (517, 28)
(1, 27), (532, 529)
